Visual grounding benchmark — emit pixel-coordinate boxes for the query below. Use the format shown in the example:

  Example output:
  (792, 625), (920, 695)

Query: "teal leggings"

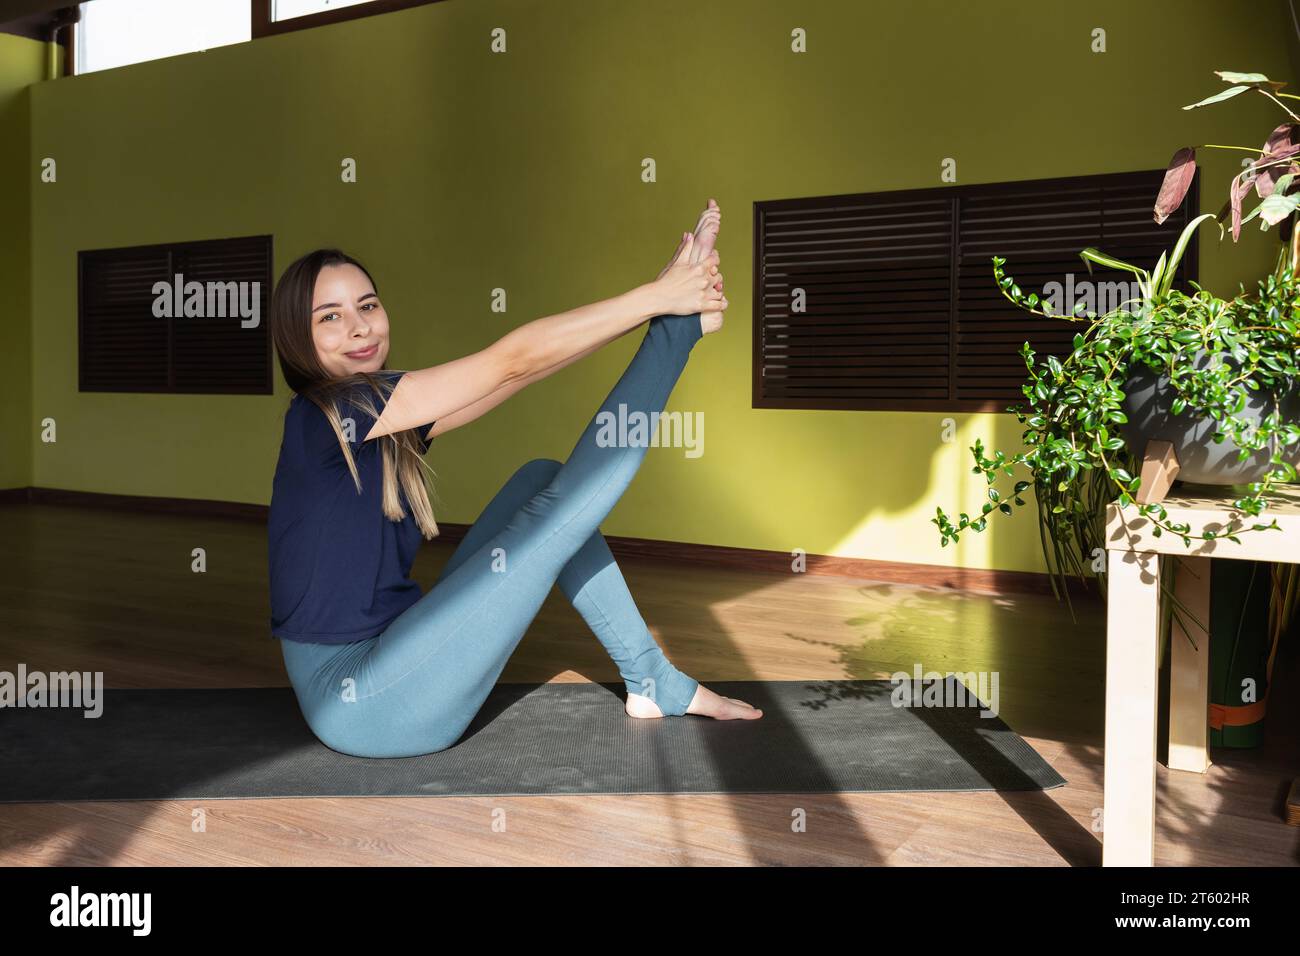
(280, 311), (704, 757)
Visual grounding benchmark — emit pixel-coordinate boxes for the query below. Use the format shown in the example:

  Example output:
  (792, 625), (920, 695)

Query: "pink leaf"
(1255, 126), (1300, 198)
(1231, 171), (1254, 241)
(1154, 147), (1197, 224)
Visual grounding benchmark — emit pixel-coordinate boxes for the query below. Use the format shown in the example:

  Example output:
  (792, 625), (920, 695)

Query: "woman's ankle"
(629, 669), (697, 717)
(649, 312), (704, 350)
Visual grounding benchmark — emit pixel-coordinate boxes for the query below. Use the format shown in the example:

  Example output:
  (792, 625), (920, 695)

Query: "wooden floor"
(1, 501), (1297, 866)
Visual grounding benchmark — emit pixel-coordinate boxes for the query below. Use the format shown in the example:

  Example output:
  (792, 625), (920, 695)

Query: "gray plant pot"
(1118, 350), (1300, 485)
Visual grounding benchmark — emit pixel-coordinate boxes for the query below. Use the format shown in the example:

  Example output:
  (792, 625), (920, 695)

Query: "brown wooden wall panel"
(79, 250), (172, 390)
(754, 170), (1199, 413)
(79, 235), (273, 394)
(757, 196), (954, 403)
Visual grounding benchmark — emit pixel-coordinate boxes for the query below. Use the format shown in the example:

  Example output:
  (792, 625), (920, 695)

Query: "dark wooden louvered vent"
(754, 170), (1199, 413)
(79, 235), (273, 394)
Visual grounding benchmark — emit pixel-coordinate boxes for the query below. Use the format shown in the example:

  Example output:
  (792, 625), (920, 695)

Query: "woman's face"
(310, 263), (391, 378)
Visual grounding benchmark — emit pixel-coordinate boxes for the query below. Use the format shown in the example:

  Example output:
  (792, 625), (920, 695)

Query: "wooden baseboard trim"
(1, 485), (1091, 599)
(8, 485), (267, 520)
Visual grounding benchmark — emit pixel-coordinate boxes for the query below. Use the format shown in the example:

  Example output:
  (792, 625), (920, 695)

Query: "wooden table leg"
(1103, 547), (1162, 866)
(1169, 554), (1212, 773)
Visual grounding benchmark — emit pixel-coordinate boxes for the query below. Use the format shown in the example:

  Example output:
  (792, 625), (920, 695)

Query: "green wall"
(20, 0), (1295, 573)
(0, 34), (45, 489)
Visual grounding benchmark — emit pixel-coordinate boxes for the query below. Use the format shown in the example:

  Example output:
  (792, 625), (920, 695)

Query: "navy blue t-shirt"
(268, 371), (436, 644)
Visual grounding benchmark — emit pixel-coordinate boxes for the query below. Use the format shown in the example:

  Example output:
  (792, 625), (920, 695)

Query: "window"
(72, 0), (448, 73)
(79, 235), (274, 394)
(274, 0), (380, 19)
(753, 169), (1201, 413)
(252, 0), (446, 39)
(76, 0), (249, 75)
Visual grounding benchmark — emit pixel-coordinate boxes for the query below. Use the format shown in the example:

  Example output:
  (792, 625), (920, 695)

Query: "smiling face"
(310, 262), (391, 378)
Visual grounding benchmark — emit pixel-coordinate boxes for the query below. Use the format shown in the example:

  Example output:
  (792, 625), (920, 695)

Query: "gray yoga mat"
(0, 678), (1065, 802)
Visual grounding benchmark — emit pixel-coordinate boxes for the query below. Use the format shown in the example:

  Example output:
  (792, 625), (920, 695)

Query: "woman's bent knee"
(515, 457), (562, 484)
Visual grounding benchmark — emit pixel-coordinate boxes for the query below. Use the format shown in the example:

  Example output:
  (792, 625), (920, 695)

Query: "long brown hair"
(270, 248), (440, 538)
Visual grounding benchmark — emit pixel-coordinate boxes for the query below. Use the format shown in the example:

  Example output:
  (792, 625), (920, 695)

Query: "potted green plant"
(931, 70), (1300, 673)
(932, 230), (1299, 580)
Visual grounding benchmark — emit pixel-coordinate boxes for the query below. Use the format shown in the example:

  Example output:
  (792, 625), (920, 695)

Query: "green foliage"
(933, 245), (1300, 579)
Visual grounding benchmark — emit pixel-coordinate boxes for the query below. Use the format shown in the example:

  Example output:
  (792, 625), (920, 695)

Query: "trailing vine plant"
(932, 70), (1300, 630)
(934, 221), (1300, 550)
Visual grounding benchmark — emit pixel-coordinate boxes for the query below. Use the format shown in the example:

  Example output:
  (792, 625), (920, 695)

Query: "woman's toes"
(683, 685), (762, 719)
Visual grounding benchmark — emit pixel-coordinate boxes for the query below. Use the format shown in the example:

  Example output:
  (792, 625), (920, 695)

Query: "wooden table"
(1102, 481), (1300, 866)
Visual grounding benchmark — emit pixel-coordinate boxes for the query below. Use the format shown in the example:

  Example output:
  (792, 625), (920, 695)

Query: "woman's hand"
(653, 234), (727, 316)
(658, 220), (723, 292)
(657, 233), (690, 282)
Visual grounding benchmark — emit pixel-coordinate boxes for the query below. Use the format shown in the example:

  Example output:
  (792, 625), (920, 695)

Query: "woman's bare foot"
(656, 199), (726, 335)
(625, 683), (762, 720)
(690, 199), (725, 335)
(689, 199), (721, 266)
(657, 201), (722, 283)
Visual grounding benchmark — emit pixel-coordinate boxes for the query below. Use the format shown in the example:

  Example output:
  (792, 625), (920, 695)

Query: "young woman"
(268, 200), (763, 758)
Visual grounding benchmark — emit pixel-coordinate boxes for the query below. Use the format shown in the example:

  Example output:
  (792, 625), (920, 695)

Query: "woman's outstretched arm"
(403, 206), (727, 443)
(421, 331), (617, 441)
(365, 238), (720, 442)
(424, 242), (729, 441)
(365, 284), (658, 442)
